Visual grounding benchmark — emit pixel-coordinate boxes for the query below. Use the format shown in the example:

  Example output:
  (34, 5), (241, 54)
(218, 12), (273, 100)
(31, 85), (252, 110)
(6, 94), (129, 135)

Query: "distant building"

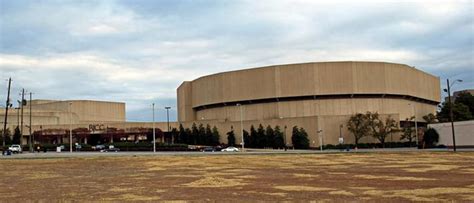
(444, 89), (474, 102)
(0, 100), (175, 145)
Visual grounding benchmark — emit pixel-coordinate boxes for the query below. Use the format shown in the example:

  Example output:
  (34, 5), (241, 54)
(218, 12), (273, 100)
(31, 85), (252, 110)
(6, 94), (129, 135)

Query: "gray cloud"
(1, 0), (473, 121)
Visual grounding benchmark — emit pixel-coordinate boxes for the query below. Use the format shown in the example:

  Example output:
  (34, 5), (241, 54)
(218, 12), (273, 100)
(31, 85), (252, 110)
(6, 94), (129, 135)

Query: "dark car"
(103, 145), (120, 152)
(202, 147), (215, 152)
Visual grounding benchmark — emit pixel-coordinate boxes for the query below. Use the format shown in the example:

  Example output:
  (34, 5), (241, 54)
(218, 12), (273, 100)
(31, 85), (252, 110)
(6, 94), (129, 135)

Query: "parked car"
(94, 145), (106, 151)
(202, 147), (215, 152)
(102, 145), (120, 152)
(8, 144), (22, 153)
(221, 147), (239, 152)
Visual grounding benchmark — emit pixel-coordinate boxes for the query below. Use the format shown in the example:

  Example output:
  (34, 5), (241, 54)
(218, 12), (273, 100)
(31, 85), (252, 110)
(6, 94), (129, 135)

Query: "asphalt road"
(2, 147), (471, 159)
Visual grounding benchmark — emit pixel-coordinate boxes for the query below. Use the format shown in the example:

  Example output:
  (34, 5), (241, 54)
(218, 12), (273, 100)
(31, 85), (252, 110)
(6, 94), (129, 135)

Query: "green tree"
(423, 128), (439, 148)
(198, 124), (205, 145)
(249, 125), (257, 148)
(185, 128), (192, 145)
(422, 113), (438, 124)
(170, 128), (178, 144)
(178, 124), (186, 144)
(367, 112), (399, 148)
(227, 126), (236, 146)
(243, 129), (250, 148)
(291, 126), (309, 149)
(455, 92), (474, 115)
(0, 128), (12, 145)
(265, 125), (275, 148)
(256, 124), (265, 148)
(211, 126), (220, 145)
(438, 102), (473, 122)
(205, 124), (213, 145)
(274, 125), (285, 149)
(12, 126), (21, 144)
(400, 116), (415, 146)
(347, 113), (370, 147)
(191, 123), (199, 145)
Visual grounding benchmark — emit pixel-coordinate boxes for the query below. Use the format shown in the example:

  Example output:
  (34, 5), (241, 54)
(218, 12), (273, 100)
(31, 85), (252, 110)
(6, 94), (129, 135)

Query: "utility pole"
(20, 89), (24, 137)
(237, 104), (244, 152)
(69, 102), (72, 153)
(165, 106), (171, 144)
(447, 79), (456, 152)
(152, 103), (156, 153)
(2, 78), (12, 148)
(29, 92), (33, 152)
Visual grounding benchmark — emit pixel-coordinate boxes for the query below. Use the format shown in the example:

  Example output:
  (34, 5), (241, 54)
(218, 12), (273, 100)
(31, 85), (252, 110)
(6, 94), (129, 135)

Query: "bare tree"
(347, 113), (370, 147)
(367, 112), (399, 148)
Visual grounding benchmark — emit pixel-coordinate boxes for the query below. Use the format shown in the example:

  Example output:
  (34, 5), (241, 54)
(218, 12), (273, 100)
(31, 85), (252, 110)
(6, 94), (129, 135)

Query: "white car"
(8, 144), (22, 153)
(221, 147), (239, 152)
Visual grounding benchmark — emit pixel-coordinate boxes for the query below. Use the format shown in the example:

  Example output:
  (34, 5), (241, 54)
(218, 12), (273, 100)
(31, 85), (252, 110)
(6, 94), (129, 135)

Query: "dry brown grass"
(183, 176), (245, 188)
(329, 190), (355, 196)
(354, 174), (436, 181)
(274, 185), (334, 192)
(293, 173), (320, 178)
(1, 152), (473, 201)
(403, 164), (460, 172)
(363, 187), (474, 201)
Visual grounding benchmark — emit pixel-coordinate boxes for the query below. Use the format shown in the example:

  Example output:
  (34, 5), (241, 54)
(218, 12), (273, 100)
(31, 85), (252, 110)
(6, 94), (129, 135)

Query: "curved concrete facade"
(178, 61), (440, 146)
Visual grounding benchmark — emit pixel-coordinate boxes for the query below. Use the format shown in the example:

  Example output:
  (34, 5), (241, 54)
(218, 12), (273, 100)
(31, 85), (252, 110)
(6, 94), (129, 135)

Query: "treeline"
(172, 124), (310, 149)
(172, 123), (221, 146)
(0, 126), (22, 145)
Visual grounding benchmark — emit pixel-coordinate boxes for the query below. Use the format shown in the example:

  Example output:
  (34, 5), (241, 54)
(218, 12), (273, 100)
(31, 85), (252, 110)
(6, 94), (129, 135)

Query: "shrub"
(423, 128), (439, 148)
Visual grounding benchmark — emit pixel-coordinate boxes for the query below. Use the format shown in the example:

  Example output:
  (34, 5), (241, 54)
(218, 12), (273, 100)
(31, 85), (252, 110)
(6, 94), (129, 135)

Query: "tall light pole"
(165, 107), (171, 144)
(2, 78), (12, 148)
(20, 89), (25, 136)
(152, 103), (156, 153)
(408, 103), (418, 147)
(317, 130), (323, 152)
(69, 102), (72, 153)
(28, 92), (33, 152)
(237, 103), (244, 152)
(280, 117), (287, 150)
(165, 107), (171, 132)
(445, 79), (462, 152)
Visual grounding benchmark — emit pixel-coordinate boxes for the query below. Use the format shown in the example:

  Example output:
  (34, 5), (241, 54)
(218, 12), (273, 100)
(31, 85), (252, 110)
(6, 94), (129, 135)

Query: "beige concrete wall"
(180, 61), (440, 109)
(29, 100), (125, 123)
(177, 82), (195, 122)
(429, 121), (474, 147)
(194, 98), (435, 123)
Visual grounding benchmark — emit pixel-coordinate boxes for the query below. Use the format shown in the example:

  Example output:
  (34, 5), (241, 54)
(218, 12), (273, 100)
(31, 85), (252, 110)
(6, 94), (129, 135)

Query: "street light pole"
(2, 77), (12, 148)
(20, 89), (24, 137)
(152, 103), (156, 153)
(165, 107), (171, 132)
(29, 92), (33, 152)
(69, 102), (72, 153)
(446, 79), (462, 152)
(237, 103), (244, 152)
(165, 107), (171, 144)
(318, 130), (323, 152)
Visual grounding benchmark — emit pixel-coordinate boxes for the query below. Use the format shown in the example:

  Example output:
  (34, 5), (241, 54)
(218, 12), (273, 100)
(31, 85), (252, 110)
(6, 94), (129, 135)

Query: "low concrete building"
(0, 100), (177, 145)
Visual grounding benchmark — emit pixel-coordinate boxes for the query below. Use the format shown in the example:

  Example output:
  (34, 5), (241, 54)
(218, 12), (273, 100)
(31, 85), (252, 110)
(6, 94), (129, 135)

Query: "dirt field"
(1, 152), (473, 201)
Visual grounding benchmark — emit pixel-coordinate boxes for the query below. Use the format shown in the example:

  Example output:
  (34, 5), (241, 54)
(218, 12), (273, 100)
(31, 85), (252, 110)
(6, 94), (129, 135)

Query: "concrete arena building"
(178, 61), (441, 147)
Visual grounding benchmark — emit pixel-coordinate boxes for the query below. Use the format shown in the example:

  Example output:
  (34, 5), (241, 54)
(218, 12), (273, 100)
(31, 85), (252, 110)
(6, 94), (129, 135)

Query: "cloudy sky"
(0, 0), (473, 122)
